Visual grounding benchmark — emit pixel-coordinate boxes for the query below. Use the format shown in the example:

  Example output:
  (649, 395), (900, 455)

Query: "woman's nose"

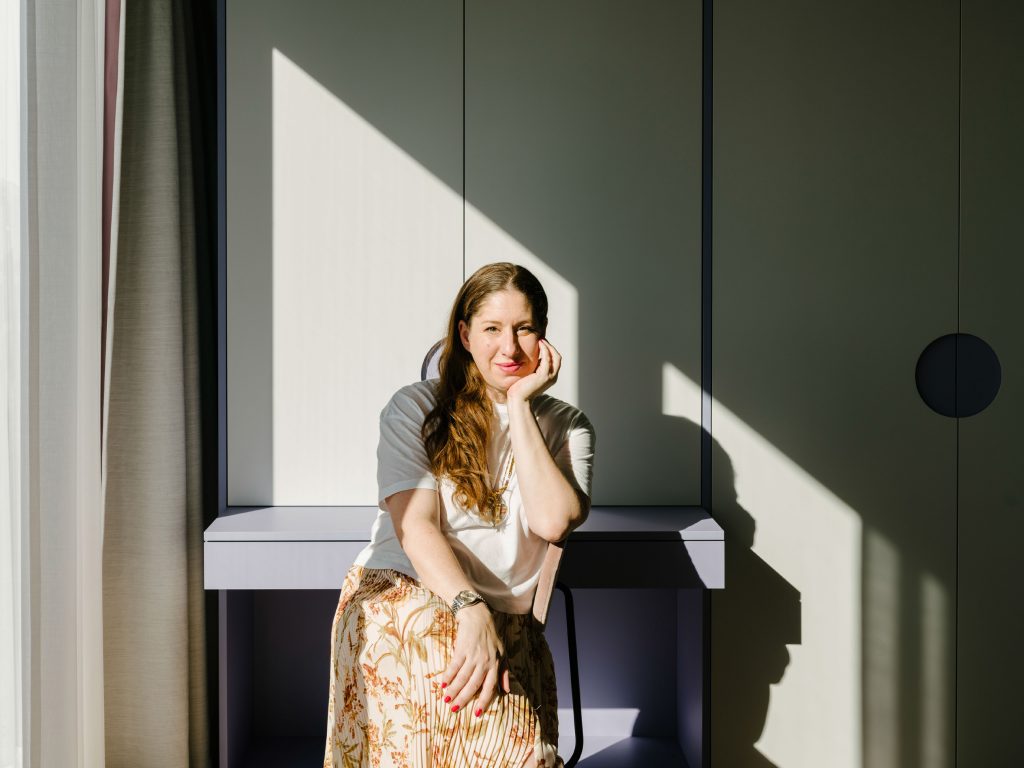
(500, 329), (519, 356)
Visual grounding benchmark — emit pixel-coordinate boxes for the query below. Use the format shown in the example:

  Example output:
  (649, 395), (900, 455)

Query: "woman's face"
(458, 289), (542, 402)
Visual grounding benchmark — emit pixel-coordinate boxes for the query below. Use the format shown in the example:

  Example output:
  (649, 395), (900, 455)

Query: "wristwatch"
(450, 589), (487, 617)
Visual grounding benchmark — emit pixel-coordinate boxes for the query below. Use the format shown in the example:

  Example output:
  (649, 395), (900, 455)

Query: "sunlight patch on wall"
(465, 205), (578, 406)
(271, 48), (462, 504)
(919, 571), (949, 768)
(661, 362), (703, 426)
(712, 394), (863, 768)
(864, 528), (900, 768)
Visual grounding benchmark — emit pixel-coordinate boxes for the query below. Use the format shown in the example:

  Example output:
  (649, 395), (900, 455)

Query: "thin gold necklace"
(484, 452), (515, 526)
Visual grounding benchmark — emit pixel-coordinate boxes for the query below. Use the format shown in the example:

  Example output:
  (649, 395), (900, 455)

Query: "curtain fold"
(7, 0), (212, 765)
(1, 2), (24, 766)
(17, 0), (108, 766)
(101, 0), (210, 765)
(11, 0), (213, 764)
(101, 0), (125, 453)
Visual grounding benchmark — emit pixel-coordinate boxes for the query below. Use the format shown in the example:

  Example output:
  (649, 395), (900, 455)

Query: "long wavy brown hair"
(423, 262), (548, 523)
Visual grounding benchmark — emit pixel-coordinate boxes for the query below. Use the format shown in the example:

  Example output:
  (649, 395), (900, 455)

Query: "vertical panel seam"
(701, 2), (713, 767)
(217, 0), (226, 516)
(954, 0), (961, 764)
(701, 0), (713, 510)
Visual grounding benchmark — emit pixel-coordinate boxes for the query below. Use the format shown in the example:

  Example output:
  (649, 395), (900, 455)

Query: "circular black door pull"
(916, 333), (1001, 417)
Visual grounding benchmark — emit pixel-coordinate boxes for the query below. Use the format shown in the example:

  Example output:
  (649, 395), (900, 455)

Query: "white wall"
(226, 0), (703, 507)
(227, 0), (463, 505)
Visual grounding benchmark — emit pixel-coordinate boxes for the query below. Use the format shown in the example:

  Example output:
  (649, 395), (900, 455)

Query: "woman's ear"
(457, 320), (471, 352)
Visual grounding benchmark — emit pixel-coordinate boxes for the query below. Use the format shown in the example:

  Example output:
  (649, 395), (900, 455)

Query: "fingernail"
(474, 708), (483, 717)
(451, 705), (460, 713)
(441, 682), (447, 688)
(444, 696), (451, 703)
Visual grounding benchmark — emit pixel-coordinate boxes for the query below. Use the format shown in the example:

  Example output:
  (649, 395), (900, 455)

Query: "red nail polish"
(444, 696), (451, 703)
(451, 705), (460, 713)
(441, 682), (447, 688)
(474, 708), (482, 717)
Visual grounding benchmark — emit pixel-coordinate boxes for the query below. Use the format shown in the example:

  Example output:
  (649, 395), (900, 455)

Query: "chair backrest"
(419, 341), (564, 627)
(420, 339), (444, 381)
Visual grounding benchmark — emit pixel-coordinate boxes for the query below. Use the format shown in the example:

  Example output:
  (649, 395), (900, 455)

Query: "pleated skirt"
(323, 565), (562, 768)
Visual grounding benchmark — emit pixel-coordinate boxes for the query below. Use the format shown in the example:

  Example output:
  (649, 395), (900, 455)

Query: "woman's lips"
(496, 362), (522, 372)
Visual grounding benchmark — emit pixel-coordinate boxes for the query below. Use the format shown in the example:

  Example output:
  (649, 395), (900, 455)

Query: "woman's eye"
(518, 326), (535, 334)
(485, 327), (499, 333)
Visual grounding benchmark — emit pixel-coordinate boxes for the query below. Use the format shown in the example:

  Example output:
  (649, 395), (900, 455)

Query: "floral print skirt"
(323, 566), (562, 768)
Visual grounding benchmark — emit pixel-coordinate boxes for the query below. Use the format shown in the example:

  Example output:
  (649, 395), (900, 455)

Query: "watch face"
(452, 590), (484, 613)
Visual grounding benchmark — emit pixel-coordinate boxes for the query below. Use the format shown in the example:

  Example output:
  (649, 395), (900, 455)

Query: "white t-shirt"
(353, 379), (596, 613)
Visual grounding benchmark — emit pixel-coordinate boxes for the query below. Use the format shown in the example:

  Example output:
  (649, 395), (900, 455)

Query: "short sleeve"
(376, 388), (438, 509)
(553, 410), (596, 499)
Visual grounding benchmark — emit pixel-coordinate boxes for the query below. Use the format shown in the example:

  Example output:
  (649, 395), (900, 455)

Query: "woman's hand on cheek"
(507, 339), (561, 403)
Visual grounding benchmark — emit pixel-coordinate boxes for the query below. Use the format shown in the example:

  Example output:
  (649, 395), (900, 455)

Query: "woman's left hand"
(506, 338), (561, 403)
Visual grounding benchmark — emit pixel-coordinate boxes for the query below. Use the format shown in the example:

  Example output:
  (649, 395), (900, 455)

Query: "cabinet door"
(465, 0), (704, 505)
(226, 0), (463, 505)
(958, 2), (1024, 763)
(713, 2), (958, 766)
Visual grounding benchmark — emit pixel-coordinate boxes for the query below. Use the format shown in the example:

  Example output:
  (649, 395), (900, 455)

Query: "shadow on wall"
(546, 426), (802, 766)
(711, 436), (801, 768)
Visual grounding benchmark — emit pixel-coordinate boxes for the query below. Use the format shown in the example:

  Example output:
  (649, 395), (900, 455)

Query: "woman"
(323, 262), (596, 768)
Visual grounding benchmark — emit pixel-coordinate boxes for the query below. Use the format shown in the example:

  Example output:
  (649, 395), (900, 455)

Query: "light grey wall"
(226, 0), (463, 506)
(225, 1), (1024, 765)
(226, 0), (704, 508)
(713, 1), (959, 766)
(464, 0), (703, 505)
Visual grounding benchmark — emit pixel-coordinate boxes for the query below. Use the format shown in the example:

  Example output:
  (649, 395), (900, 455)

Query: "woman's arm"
(386, 487), (479, 605)
(506, 339), (592, 542)
(386, 487), (510, 716)
(507, 398), (589, 542)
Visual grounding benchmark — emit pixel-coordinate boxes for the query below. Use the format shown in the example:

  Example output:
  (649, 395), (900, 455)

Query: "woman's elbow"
(534, 493), (589, 543)
(533, 520), (569, 543)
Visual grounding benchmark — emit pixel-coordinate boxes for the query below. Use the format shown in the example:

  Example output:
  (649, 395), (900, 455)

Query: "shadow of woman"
(710, 436), (802, 768)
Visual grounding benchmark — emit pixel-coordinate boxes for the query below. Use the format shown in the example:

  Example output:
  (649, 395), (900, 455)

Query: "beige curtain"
(14, 0), (107, 766)
(102, 0), (210, 765)
(1, 0), (25, 760)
